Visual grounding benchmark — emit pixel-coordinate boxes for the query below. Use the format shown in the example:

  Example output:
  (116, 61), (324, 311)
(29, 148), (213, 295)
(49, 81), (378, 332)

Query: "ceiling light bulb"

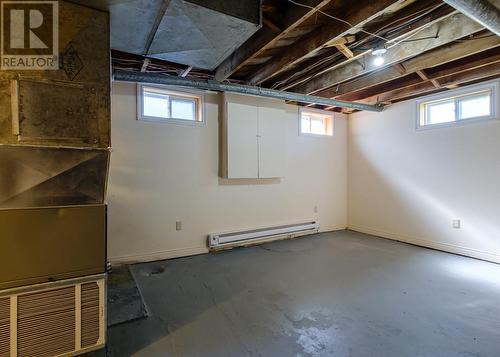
(372, 48), (387, 56)
(373, 55), (385, 66)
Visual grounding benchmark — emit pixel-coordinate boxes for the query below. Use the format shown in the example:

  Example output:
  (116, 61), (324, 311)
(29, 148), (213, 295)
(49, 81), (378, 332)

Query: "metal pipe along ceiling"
(442, 0), (500, 36)
(113, 70), (384, 112)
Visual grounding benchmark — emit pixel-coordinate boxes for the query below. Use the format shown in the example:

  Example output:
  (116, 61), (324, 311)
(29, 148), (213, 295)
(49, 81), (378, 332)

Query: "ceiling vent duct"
(442, 0), (500, 36)
(70, 0), (262, 70)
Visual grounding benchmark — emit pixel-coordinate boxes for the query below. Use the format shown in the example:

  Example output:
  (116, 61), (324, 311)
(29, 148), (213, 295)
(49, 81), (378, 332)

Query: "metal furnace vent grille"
(17, 287), (75, 357)
(0, 298), (9, 357)
(81, 283), (100, 348)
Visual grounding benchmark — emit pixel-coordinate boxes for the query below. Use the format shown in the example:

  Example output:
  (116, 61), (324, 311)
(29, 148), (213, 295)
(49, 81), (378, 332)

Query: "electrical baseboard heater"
(208, 221), (320, 249)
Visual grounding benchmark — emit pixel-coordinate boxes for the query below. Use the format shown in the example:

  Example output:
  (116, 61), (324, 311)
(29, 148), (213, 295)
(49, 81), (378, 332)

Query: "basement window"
(417, 82), (498, 129)
(137, 84), (204, 125)
(299, 108), (334, 137)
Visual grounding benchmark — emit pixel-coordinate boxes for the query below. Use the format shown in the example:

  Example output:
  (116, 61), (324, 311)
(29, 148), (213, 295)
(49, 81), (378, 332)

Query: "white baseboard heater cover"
(208, 221), (320, 248)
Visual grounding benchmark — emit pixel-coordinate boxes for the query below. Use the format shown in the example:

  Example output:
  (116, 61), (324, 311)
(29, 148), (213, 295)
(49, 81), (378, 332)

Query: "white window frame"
(298, 107), (335, 138)
(416, 80), (499, 130)
(137, 83), (205, 126)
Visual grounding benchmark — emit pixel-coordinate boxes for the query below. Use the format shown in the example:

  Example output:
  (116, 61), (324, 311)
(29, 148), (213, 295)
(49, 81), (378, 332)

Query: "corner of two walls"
(347, 94), (500, 264)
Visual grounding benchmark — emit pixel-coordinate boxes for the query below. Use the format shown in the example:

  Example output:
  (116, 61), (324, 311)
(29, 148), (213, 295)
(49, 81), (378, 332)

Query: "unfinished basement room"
(1, 0), (500, 356)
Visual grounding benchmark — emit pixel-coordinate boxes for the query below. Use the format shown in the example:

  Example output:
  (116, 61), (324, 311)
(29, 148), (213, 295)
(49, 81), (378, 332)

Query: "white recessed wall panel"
(227, 102), (259, 179)
(258, 106), (285, 178)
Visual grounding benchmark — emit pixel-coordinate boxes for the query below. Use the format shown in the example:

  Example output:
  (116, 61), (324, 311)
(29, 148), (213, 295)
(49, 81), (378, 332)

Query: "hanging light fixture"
(373, 55), (385, 66)
(372, 43), (387, 67)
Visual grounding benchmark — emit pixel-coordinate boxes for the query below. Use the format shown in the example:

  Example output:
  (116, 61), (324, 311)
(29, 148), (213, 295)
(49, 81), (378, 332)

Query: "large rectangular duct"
(0, 1), (111, 356)
(68, 0), (262, 70)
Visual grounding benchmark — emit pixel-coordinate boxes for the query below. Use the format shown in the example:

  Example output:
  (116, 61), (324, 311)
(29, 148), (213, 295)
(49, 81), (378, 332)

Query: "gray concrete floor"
(105, 230), (500, 357)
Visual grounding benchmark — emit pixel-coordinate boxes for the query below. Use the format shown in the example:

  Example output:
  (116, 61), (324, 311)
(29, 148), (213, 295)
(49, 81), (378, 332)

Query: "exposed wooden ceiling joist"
(416, 70), (441, 88)
(111, 50), (213, 80)
(360, 62), (500, 104)
(262, 15), (283, 33)
(294, 13), (485, 95)
(268, 0), (454, 91)
(318, 33), (500, 99)
(334, 44), (355, 59)
(392, 63), (407, 75)
(337, 46), (500, 102)
(426, 46), (500, 78)
(214, 0), (332, 81)
(245, 0), (412, 86)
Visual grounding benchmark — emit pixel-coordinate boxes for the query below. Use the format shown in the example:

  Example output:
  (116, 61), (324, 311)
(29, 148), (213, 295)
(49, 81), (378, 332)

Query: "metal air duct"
(113, 69), (385, 112)
(69, 0), (262, 70)
(442, 0), (500, 36)
(0, 2), (111, 355)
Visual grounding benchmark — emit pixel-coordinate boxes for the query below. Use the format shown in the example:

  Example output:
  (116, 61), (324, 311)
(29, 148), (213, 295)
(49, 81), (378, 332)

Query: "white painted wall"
(108, 82), (348, 264)
(110, 80), (500, 265)
(349, 84), (500, 263)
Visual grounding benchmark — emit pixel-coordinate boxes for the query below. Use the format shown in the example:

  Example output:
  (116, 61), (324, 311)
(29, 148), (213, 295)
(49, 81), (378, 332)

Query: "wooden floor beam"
(332, 40), (500, 101)
(294, 13), (484, 95)
(245, 0), (409, 86)
(416, 70), (441, 88)
(270, 0), (450, 91)
(214, 0), (332, 81)
(360, 62), (500, 104)
(328, 37), (500, 101)
(317, 34), (500, 99)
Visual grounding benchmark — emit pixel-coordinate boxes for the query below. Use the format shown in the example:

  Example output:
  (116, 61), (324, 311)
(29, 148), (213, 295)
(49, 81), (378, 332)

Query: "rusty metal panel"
(0, 145), (109, 208)
(0, 205), (106, 290)
(0, 1), (110, 148)
(12, 78), (105, 146)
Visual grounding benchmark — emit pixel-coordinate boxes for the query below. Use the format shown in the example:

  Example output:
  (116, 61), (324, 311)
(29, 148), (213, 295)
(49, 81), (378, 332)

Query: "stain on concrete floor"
(105, 230), (500, 356)
(107, 266), (148, 327)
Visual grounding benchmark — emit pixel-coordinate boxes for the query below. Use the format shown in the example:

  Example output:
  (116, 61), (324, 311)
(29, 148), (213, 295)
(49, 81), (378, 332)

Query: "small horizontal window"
(417, 82), (497, 129)
(138, 84), (203, 124)
(299, 109), (334, 137)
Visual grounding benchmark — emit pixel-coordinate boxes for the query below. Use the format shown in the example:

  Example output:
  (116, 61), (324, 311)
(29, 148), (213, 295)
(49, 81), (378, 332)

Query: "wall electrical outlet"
(452, 219), (461, 229)
(176, 221), (182, 231)
(314, 206), (318, 213)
